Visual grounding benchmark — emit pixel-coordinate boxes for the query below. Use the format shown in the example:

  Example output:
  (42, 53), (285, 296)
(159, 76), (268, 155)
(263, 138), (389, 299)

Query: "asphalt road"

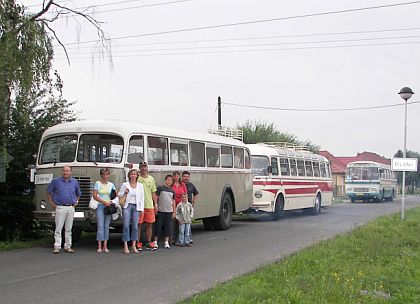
(1, 196), (419, 304)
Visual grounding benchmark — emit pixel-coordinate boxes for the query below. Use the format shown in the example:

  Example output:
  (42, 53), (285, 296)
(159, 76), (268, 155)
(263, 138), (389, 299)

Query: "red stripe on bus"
(285, 188), (318, 195)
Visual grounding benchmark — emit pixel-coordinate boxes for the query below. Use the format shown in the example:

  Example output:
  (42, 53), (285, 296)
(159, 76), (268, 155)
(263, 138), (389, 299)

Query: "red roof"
(318, 151), (391, 174)
(318, 151), (347, 174)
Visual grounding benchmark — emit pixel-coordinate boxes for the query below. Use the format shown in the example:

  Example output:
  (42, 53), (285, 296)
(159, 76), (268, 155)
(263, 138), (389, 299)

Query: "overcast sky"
(21, 0), (420, 158)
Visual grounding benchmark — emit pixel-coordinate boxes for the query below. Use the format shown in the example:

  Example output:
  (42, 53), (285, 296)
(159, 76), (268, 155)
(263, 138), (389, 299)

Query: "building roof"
(318, 151), (347, 174)
(318, 151), (391, 174)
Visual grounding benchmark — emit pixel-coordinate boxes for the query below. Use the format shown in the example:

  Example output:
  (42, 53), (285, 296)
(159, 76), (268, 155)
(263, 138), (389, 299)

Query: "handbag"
(104, 204), (118, 215)
(119, 193), (127, 206)
(89, 197), (98, 209)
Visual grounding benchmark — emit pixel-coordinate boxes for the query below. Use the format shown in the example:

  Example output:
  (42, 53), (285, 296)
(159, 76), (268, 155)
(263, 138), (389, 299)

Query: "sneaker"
(154, 241), (159, 249)
(52, 248), (60, 254)
(164, 241), (170, 249)
(64, 248), (75, 253)
(146, 242), (158, 251)
(174, 242), (184, 247)
(185, 243), (192, 247)
(136, 242), (143, 251)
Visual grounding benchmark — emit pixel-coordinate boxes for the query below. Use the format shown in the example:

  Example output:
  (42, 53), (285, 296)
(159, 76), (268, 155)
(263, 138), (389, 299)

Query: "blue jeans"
(96, 203), (112, 241)
(122, 204), (140, 241)
(178, 223), (191, 245)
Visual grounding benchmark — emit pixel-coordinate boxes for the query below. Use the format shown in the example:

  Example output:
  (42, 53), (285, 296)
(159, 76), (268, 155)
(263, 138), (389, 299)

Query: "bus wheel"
(351, 198), (356, 203)
(202, 218), (215, 231)
(309, 194), (321, 215)
(271, 195), (285, 221)
(390, 190), (394, 202)
(213, 193), (233, 230)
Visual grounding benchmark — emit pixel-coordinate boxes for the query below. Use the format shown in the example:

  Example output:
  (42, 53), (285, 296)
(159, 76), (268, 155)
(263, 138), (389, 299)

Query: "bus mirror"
(267, 166), (273, 174)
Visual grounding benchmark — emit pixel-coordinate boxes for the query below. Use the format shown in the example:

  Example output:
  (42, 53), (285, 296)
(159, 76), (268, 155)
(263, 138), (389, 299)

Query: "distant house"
(318, 151), (391, 196)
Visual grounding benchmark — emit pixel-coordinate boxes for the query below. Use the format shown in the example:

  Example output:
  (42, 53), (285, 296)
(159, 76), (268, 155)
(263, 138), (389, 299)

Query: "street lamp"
(398, 86), (414, 220)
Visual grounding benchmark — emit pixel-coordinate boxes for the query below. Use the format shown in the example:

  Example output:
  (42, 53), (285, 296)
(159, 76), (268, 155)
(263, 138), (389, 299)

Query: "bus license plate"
(74, 212), (84, 218)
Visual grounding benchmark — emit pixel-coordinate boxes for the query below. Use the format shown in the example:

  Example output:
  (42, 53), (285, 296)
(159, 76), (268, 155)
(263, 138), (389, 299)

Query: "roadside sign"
(391, 158), (418, 172)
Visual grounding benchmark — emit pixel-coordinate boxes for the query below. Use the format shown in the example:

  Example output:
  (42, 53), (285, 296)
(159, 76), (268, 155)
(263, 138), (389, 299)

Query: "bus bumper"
(347, 193), (380, 202)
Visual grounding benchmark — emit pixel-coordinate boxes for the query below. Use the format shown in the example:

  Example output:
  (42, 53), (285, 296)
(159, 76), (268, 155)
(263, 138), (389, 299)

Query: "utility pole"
(217, 96), (222, 127)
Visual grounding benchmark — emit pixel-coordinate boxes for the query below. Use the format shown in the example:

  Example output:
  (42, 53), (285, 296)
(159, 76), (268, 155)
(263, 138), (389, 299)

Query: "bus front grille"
(74, 176), (92, 211)
(354, 187), (369, 193)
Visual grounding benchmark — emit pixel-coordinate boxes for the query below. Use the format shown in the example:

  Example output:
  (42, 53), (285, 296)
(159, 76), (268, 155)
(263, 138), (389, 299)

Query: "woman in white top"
(119, 168), (144, 254)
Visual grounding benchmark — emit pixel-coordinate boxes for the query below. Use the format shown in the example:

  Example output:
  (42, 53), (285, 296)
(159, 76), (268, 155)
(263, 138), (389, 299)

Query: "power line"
(53, 40), (420, 58)
(55, 0), (192, 16)
(58, 26), (420, 50)
(61, 1), (420, 45)
(55, 34), (420, 54)
(223, 101), (420, 112)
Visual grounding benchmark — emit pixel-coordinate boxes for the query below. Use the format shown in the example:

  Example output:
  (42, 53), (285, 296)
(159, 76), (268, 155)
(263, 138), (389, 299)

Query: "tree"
(394, 150), (420, 193)
(237, 120), (321, 152)
(0, 1), (107, 241)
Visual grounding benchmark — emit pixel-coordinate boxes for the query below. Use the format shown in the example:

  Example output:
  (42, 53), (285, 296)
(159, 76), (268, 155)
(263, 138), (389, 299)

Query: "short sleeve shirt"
(47, 177), (81, 205)
(94, 181), (116, 202)
(185, 181), (199, 203)
(171, 182), (187, 205)
(156, 185), (175, 212)
(138, 175), (157, 209)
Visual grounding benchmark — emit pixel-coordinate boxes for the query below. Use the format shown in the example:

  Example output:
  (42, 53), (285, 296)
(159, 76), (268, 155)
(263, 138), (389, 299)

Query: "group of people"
(46, 163), (199, 254)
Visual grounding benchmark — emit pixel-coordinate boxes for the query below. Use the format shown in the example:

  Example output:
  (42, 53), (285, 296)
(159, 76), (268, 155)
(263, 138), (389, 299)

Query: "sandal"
(97, 248), (102, 253)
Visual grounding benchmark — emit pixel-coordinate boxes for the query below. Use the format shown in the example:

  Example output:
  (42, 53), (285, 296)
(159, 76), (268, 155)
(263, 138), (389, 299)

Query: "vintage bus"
(247, 143), (333, 220)
(345, 161), (397, 203)
(33, 120), (253, 239)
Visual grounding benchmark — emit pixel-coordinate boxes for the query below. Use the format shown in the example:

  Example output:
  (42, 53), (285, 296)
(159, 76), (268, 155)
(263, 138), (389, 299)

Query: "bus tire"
(271, 195), (285, 221)
(202, 218), (216, 231)
(390, 189), (394, 202)
(213, 193), (233, 230)
(308, 194), (321, 215)
(351, 198), (356, 203)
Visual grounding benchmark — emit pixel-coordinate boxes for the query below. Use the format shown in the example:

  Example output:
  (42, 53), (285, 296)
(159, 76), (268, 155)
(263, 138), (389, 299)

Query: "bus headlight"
(346, 187), (353, 192)
(254, 191), (263, 199)
(40, 200), (47, 210)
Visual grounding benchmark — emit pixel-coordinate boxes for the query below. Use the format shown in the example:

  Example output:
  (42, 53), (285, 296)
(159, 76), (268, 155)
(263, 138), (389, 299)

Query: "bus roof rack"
(209, 125), (244, 141)
(260, 142), (309, 151)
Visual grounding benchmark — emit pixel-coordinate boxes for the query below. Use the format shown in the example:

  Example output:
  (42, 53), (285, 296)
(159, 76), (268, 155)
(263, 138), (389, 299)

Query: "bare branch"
(30, 0), (54, 21)
(42, 21), (70, 65)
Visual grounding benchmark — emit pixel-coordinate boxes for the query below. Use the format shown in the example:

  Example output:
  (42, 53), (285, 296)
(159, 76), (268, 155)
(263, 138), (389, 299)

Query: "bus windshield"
(251, 155), (269, 176)
(39, 135), (78, 164)
(347, 166), (379, 181)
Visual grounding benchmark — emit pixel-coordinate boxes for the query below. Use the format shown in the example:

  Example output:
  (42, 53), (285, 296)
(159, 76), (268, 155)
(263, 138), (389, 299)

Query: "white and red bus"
(247, 143), (333, 220)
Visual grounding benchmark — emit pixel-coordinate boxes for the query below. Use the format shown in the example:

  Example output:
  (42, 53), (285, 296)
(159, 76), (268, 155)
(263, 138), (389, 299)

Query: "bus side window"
(221, 146), (233, 168)
(290, 159), (298, 176)
(170, 140), (189, 166)
(320, 163), (327, 178)
(244, 149), (251, 169)
(127, 135), (144, 163)
(206, 146), (220, 167)
(234, 147), (244, 169)
(190, 141), (205, 167)
(280, 158), (290, 176)
(326, 163), (331, 178)
(148, 136), (168, 165)
(313, 162), (320, 177)
(305, 160), (313, 177)
(271, 157), (279, 175)
(297, 160), (305, 176)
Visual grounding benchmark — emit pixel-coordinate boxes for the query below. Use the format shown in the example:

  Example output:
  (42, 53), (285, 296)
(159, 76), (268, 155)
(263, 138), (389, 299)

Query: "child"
(175, 193), (194, 247)
(154, 175), (176, 249)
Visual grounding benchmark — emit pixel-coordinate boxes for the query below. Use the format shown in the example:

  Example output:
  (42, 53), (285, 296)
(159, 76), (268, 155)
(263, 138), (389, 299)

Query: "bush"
(0, 194), (36, 242)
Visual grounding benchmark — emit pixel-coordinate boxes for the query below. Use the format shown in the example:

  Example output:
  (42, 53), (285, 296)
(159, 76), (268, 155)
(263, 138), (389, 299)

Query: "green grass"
(183, 207), (420, 304)
(0, 236), (51, 251)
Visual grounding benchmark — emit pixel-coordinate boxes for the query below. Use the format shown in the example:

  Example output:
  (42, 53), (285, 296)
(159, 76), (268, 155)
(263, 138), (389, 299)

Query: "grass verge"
(183, 207), (420, 303)
(0, 236), (51, 251)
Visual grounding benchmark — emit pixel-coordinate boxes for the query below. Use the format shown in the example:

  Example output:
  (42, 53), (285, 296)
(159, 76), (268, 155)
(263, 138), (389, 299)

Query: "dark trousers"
(156, 212), (173, 239)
